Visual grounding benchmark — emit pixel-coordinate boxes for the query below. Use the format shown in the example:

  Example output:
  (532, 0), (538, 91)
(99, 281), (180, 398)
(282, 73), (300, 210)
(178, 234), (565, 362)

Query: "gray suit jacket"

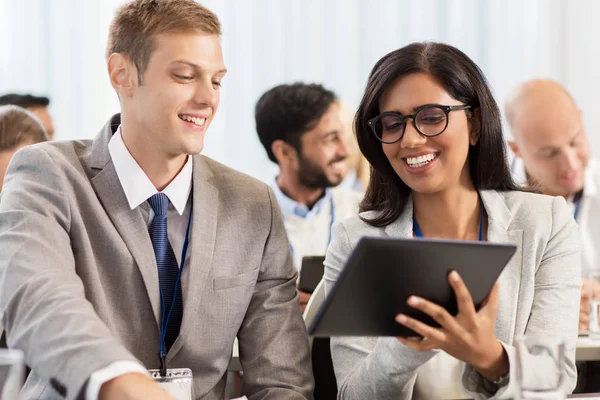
(324, 190), (581, 399)
(0, 115), (313, 400)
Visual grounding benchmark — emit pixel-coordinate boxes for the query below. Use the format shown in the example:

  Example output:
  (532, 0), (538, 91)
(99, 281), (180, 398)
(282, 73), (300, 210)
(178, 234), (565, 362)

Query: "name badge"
(148, 368), (194, 400)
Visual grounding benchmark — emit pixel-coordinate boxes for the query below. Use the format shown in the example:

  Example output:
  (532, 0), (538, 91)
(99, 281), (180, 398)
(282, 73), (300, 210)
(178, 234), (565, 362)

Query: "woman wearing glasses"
(324, 42), (580, 399)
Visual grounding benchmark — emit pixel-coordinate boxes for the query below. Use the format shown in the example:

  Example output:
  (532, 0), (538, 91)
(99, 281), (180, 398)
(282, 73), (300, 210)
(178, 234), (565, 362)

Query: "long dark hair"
(356, 42), (517, 227)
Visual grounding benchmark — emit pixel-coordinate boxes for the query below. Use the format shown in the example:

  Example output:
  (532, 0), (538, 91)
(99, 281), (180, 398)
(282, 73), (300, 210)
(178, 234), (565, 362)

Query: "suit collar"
(90, 113), (215, 182)
(108, 125), (192, 214)
(383, 194), (414, 238)
(480, 190), (512, 232)
(383, 190), (515, 238)
(90, 114), (120, 170)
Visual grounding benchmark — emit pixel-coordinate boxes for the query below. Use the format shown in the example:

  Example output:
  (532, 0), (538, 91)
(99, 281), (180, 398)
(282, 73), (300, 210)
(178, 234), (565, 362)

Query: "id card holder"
(148, 368), (194, 400)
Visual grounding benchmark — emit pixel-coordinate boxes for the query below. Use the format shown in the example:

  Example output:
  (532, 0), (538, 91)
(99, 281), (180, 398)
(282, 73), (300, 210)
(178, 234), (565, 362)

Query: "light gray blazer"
(324, 190), (581, 399)
(0, 115), (313, 400)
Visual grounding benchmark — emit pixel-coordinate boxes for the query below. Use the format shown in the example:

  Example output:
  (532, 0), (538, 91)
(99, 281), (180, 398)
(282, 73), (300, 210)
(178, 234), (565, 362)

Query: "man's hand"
(298, 289), (311, 313)
(99, 373), (175, 400)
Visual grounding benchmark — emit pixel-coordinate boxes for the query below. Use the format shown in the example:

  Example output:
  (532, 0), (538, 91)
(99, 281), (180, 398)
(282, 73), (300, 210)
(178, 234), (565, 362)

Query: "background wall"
(1, 0), (599, 183)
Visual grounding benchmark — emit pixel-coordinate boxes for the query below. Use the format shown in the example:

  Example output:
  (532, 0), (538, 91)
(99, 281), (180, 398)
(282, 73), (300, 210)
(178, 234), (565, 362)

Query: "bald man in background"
(505, 79), (600, 332)
(505, 79), (600, 392)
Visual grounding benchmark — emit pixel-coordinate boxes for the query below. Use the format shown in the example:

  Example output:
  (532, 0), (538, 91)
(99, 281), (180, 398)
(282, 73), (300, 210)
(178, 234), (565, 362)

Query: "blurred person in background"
(256, 82), (363, 400)
(505, 79), (600, 392)
(505, 79), (599, 331)
(255, 82), (362, 310)
(337, 102), (370, 192)
(0, 94), (55, 140)
(0, 105), (48, 193)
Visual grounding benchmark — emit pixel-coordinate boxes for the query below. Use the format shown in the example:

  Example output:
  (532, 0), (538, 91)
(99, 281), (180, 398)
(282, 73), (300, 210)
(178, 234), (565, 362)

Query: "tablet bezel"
(308, 237), (517, 337)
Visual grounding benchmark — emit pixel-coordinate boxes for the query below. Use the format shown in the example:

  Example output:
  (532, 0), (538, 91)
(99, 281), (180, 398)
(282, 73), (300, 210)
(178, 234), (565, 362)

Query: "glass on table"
(0, 349), (25, 400)
(515, 335), (566, 400)
(588, 273), (600, 340)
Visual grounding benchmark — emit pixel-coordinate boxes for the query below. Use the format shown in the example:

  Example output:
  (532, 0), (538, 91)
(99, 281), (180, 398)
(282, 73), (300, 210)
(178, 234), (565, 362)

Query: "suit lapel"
(167, 155), (219, 358)
(90, 115), (161, 327)
(480, 190), (523, 344)
(383, 195), (414, 238)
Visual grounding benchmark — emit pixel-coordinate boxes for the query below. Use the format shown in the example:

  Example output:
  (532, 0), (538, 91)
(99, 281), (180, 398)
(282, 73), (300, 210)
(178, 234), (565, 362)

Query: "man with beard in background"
(256, 83), (362, 399)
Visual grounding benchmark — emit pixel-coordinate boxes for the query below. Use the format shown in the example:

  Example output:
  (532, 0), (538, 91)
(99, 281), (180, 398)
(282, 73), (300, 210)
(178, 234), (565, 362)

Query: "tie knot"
(148, 193), (170, 216)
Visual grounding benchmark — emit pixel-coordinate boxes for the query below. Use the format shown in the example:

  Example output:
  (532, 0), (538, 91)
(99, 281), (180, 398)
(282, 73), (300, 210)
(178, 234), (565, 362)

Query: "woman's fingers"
(397, 335), (440, 351)
(404, 296), (464, 336)
(448, 270), (477, 318)
(396, 313), (447, 342)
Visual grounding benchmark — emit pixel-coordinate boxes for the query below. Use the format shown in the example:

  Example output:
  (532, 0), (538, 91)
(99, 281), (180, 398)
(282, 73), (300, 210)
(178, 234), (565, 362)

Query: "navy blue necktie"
(148, 193), (182, 352)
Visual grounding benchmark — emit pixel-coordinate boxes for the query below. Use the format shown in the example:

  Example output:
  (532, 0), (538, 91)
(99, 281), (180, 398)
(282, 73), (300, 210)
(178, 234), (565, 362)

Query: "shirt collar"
(271, 177), (331, 219)
(108, 126), (192, 215)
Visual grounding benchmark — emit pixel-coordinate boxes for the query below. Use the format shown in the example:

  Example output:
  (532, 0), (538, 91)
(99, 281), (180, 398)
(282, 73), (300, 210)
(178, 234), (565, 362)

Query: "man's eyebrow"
(169, 60), (227, 74)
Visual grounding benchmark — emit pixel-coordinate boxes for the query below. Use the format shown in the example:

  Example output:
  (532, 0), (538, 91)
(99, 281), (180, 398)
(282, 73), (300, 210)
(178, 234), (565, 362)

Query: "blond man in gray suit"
(0, 1), (313, 399)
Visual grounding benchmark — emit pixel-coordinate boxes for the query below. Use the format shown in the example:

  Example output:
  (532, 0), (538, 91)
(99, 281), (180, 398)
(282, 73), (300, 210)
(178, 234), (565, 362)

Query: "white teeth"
(406, 153), (436, 167)
(180, 115), (206, 126)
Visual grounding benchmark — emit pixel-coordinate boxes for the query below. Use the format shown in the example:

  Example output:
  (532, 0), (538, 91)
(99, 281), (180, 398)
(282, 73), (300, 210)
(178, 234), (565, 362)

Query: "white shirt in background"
(271, 181), (362, 271)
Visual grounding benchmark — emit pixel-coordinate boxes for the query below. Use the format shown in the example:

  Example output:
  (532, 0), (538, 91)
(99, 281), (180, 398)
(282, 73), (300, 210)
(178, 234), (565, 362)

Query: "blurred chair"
(229, 279), (337, 399)
(303, 278), (326, 347)
(337, 102), (369, 193)
(303, 279), (337, 400)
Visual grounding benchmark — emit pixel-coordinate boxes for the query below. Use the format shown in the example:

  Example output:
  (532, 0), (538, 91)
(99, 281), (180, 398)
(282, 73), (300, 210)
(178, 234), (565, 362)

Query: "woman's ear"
(469, 107), (482, 146)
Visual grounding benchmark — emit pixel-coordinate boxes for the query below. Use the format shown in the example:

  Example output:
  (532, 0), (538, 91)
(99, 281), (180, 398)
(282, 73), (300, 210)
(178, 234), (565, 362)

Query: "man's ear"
(468, 107), (482, 146)
(107, 53), (137, 98)
(271, 140), (297, 165)
(508, 140), (521, 158)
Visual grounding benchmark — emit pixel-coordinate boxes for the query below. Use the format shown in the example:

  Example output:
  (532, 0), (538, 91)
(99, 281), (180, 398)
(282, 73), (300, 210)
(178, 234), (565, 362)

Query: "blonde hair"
(106, 0), (221, 83)
(0, 105), (48, 151)
(339, 102), (370, 189)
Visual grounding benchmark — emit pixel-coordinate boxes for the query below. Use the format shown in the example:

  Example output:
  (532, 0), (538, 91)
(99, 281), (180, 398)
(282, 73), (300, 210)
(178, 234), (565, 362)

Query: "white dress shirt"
(572, 160), (600, 277)
(86, 126), (193, 399)
(271, 180), (362, 271)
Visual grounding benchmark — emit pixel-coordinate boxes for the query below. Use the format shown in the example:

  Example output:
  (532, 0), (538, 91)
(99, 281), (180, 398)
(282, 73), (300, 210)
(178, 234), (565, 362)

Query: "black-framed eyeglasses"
(367, 104), (472, 144)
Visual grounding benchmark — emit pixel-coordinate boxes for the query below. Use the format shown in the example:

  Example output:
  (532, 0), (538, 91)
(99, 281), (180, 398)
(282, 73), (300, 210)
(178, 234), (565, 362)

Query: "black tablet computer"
(298, 255), (325, 293)
(308, 237), (516, 337)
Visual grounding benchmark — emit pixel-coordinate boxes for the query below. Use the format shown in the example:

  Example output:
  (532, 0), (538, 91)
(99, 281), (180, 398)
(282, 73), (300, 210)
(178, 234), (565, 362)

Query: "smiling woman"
(323, 42), (582, 400)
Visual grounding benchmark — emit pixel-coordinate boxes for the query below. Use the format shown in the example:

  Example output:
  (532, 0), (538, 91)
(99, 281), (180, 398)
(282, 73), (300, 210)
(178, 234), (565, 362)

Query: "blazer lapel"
(167, 155), (219, 359)
(480, 190), (523, 344)
(90, 115), (161, 327)
(383, 195), (414, 238)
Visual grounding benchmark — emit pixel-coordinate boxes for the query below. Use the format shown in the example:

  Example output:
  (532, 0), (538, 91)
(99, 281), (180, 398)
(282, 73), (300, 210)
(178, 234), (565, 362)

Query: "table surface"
(576, 335), (600, 362)
(228, 336), (600, 370)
